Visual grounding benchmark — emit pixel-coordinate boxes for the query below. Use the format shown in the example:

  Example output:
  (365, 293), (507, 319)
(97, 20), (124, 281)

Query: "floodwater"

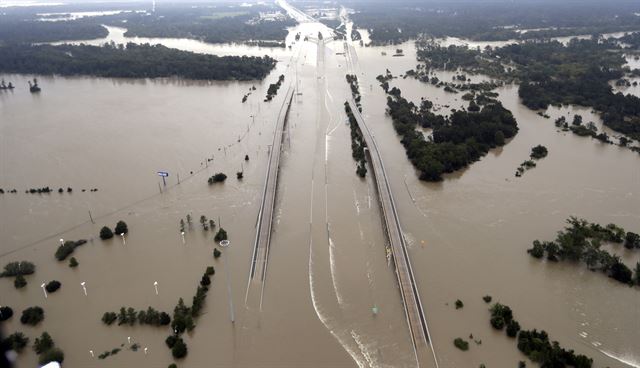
(2, 2), (640, 368)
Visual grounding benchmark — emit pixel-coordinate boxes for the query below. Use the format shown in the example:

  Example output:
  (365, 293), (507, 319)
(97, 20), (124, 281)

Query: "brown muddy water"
(1, 4), (640, 368)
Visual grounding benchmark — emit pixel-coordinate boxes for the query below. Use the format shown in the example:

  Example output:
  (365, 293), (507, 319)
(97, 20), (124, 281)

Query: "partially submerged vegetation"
(385, 87), (517, 181)
(528, 217), (640, 287)
(488, 302), (592, 368)
(0, 43), (277, 81)
(515, 145), (548, 177)
(101, 306), (171, 327)
(344, 75), (368, 178)
(265, 74), (285, 101)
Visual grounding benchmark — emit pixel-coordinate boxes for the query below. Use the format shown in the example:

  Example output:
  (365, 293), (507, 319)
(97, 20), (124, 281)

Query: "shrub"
(453, 337), (469, 351)
(14, 275), (27, 289)
(200, 274), (211, 287)
(38, 347), (64, 365)
(69, 257), (79, 268)
(45, 280), (61, 293)
(171, 338), (188, 359)
(4, 332), (29, 353)
(213, 248), (222, 258)
(1, 261), (35, 277)
(169, 364), (178, 368)
(102, 312), (117, 325)
(115, 220), (128, 235)
(33, 332), (54, 354)
(0, 306), (14, 321)
(21, 306), (44, 326)
(455, 299), (464, 309)
(482, 295), (492, 303)
(490, 316), (505, 330)
(506, 320), (521, 337)
(100, 226), (114, 240)
(165, 335), (177, 349)
(55, 240), (86, 261)
(206, 266), (215, 276)
(214, 228), (228, 242)
(208, 173), (227, 184)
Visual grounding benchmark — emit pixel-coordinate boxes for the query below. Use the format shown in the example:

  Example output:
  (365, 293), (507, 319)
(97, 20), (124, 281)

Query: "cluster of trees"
(492, 39), (640, 141)
(0, 43), (277, 81)
(33, 332), (64, 365)
(516, 145), (548, 177)
(1, 261), (35, 289)
(102, 306), (171, 326)
(385, 88), (518, 181)
(199, 215), (216, 231)
(487, 302), (592, 367)
(349, 1), (640, 44)
(165, 267), (215, 361)
(106, 4), (296, 44)
(100, 220), (128, 240)
(0, 306), (14, 321)
(265, 74), (285, 101)
(0, 17), (107, 43)
(344, 102), (367, 178)
(528, 217), (640, 286)
(214, 228), (228, 242)
(208, 173), (228, 184)
(20, 306), (44, 326)
(2, 332), (28, 353)
(55, 239), (87, 261)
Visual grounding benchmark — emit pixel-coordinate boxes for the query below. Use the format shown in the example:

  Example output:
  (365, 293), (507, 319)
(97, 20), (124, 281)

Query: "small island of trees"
(528, 217), (640, 287)
(385, 88), (518, 181)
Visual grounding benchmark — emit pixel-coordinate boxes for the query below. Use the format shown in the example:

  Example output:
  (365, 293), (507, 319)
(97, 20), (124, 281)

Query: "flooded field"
(2, 2), (640, 368)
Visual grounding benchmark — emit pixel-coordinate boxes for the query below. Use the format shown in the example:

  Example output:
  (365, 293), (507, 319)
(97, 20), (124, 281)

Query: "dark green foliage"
(38, 347), (64, 365)
(100, 226), (114, 240)
(530, 145), (548, 160)
(344, 101), (368, 177)
(351, 1), (640, 45)
(214, 228), (228, 242)
(1, 261), (35, 277)
(200, 274), (211, 287)
(529, 217), (639, 287)
(490, 303), (513, 330)
(137, 307), (171, 326)
(0, 16), (107, 43)
(519, 362), (526, 368)
(634, 263), (640, 286)
(3, 332), (28, 353)
(55, 240), (87, 261)
(69, 257), (79, 268)
(165, 335), (178, 349)
(102, 312), (117, 325)
(171, 298), (195, 334)
(208, 173), (228, 184)
(206, 266), (215, 276)
(169, 364), (178, 368)
(0, 306), (14, 321)
(191, 286), (208, 317)
(454, 300), (464, 309)
(625, 232), (640, 249)
(517, 329), (592, 368)
(0, 43), (277, 81)
(33, 332), (54, 354)
(265, 74), (285, 101)
(20, 307), (44, 325)
(45, 280), (61, 293)
(213, 248), (222, 259)
(482, 295), (492, 303)
(114, 220), (128, 235)
(453, 337), (469, 351)
(117, 307), (137, 326)
(172, 337), (188, 359)
(506, 320), (521, 337)
(386, 90), (517, 181)
(14, 275), (27, 289)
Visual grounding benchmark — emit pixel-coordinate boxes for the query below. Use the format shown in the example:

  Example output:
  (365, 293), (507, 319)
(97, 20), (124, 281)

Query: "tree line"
(0, 43), (277, 81)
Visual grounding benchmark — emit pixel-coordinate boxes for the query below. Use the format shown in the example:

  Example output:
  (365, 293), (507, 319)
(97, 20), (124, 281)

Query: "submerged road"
(246, 86), (295, 308)
(348, 100), (439, 368)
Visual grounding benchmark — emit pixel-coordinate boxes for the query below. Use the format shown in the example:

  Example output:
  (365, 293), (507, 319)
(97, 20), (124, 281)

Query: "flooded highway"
(1, 1), (640, 367)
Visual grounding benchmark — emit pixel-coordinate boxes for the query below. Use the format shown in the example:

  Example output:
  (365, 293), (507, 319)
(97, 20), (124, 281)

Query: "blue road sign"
(157, 171), (169, 177)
